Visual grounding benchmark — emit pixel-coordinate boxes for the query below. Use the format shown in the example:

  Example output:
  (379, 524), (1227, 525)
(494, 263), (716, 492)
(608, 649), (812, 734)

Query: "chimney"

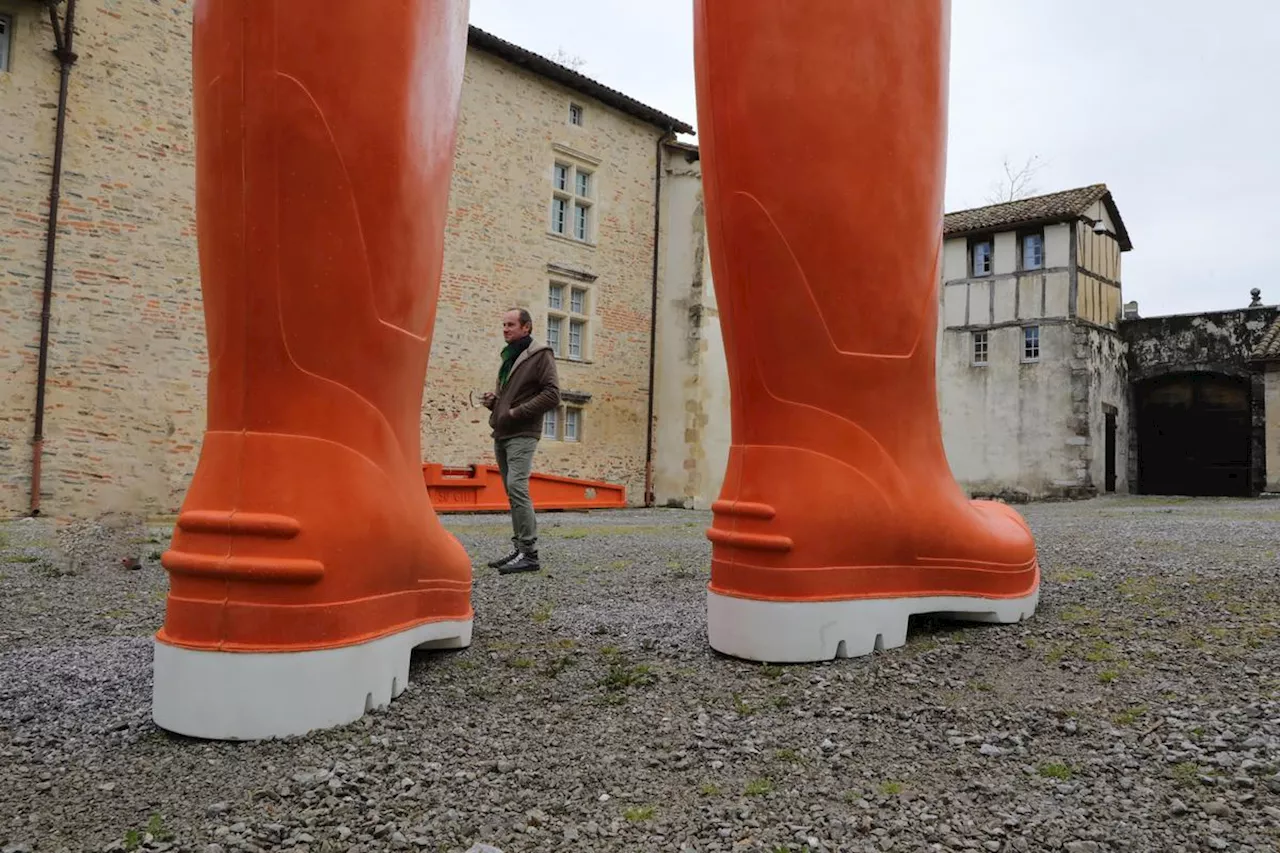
(1249, 288), (1263, 308)
(1122, 301), (1140, 320)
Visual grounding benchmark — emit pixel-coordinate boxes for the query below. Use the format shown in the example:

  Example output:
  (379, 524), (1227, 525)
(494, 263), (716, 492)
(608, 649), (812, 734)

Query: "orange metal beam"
(423, 463), (627, 513)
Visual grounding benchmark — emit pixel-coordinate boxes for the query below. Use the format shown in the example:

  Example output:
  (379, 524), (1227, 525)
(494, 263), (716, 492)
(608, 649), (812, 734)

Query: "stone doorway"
(1104, 408), (1118, 493)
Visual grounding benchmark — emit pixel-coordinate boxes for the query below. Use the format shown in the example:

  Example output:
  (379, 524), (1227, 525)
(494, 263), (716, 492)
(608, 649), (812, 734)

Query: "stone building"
(423, 27), (692, 507)
(1122, 299), (1279, 497)
(0, 2), (693, 518)
(935, 188), (1280, 501)
(937, 185), (1133, 500)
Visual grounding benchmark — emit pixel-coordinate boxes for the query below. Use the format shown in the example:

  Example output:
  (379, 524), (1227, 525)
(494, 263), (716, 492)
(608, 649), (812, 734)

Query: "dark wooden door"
(1104, 411), (1117, 493)
(1136, 373), (1251, 497)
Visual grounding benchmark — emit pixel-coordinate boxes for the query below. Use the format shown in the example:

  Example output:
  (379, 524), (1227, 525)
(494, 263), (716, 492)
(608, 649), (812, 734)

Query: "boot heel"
(161, 0), (473, 740)
(152, 619), (473, 740)
(706, 584), (1040, 664)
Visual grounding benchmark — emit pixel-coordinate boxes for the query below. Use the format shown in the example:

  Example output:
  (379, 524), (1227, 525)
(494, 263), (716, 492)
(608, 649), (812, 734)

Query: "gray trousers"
(494, 436), (539, 552)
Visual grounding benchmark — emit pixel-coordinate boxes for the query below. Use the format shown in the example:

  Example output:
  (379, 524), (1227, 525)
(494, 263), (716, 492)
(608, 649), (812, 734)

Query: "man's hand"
(481, 391), (496, 409)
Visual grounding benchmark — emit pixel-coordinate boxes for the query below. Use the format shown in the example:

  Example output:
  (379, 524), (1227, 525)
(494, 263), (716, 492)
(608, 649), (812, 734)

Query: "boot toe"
(969, 499), (1038, 567)
(972, 499), (1033, 535)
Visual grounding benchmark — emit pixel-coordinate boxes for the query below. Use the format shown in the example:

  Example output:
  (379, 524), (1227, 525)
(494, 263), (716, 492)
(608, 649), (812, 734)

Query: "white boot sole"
(707, 587), (1039, 663)
(152, 618), (472, 740)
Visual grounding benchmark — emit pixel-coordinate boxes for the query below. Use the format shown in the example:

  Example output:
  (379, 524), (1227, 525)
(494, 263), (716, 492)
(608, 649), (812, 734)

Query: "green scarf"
(498, 335), (533, 388)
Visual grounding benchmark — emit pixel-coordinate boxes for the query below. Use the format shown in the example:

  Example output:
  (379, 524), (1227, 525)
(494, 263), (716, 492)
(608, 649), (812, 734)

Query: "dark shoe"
(486, 549), (519, 569)
(498, 551), (541, 574)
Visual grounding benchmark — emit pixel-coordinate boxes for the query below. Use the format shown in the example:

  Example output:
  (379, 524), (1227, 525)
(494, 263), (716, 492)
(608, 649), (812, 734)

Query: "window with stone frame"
(563, 406), (581, 442)
(550, 160), (594, 242)
(542, 404), (583, 442)
(972, 330), (989, 366)
(542, 390), (591, 442)
(546, 279), (591, 361)
(1022, 325), (1041, 362)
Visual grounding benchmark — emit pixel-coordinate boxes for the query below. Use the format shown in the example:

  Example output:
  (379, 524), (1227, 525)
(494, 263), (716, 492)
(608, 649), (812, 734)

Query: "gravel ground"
(1, 497), (1278, 853)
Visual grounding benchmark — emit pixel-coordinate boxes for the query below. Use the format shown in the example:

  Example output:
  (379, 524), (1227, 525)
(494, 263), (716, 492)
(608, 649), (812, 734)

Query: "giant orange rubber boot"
(695, 0), (1040, 663)
(152, 0), (474, 740)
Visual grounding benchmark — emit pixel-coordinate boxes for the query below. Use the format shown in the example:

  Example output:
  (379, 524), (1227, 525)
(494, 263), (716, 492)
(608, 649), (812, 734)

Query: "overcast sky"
(469, 0), (1279, 317)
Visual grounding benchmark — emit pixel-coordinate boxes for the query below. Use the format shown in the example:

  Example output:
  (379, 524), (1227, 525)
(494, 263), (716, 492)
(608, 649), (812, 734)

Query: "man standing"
(481, 308), (560, 574)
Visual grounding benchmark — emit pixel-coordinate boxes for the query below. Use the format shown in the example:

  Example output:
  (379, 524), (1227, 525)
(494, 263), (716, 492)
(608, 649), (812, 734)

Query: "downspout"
(30, 0), (79, 516)
(643, 129), (674, 507)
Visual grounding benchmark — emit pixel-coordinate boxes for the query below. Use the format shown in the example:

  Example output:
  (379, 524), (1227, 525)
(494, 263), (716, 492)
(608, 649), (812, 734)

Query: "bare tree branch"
(984, 155), (1044, 205)
(550, 48), (587, 71)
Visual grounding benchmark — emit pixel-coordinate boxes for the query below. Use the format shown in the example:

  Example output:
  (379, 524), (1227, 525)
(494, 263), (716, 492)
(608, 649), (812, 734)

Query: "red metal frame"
(423, 463), (627, 513)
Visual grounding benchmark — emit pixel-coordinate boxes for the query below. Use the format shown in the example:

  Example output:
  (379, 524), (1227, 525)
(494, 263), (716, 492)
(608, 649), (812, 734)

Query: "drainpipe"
(30, 0), (79, 516)
(643, 129), (674, 508)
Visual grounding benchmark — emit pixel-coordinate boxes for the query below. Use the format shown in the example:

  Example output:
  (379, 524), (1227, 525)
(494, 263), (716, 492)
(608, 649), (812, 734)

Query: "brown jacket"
(486, 338), (561, 440)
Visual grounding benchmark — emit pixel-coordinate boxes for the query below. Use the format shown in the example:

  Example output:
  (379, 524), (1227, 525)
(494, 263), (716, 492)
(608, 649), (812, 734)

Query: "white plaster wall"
(993, 279), (1017, 324)
(1045, 223), (1071, 268)
(1083, 200), (1116, 235)
(993, 232), (1017, 275)
(943, 285), (968, 327)
(964, 279), (986, 326)
(1267, 367), (1280, 492)
(1084, 329), (1129, 494)
(943, 271), (1069, 329)
(697, 248), (731, 510)
(650, 146), (730, 510)
(942, 238), (968, 282)
(1017, 275), (1044, 320)
(651, 150), (705, 506)
(939, 324), (1079, 496)
(1044, 271), (1072, 317)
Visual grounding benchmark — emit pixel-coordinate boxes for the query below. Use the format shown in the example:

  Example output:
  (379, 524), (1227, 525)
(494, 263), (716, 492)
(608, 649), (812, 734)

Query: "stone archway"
(1134, 371), (1253, 496)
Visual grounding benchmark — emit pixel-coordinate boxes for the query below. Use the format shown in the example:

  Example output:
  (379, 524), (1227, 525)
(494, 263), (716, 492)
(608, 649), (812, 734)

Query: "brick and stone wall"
(1, 0), (203, 518)
(0, 1), (669, 518)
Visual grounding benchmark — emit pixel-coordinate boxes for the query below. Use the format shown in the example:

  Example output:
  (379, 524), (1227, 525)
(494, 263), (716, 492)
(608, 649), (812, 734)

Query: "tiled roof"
(468, 27), (694, 135)
(944, 184), (1132, 251)
(1249, 317), (1280, 362)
